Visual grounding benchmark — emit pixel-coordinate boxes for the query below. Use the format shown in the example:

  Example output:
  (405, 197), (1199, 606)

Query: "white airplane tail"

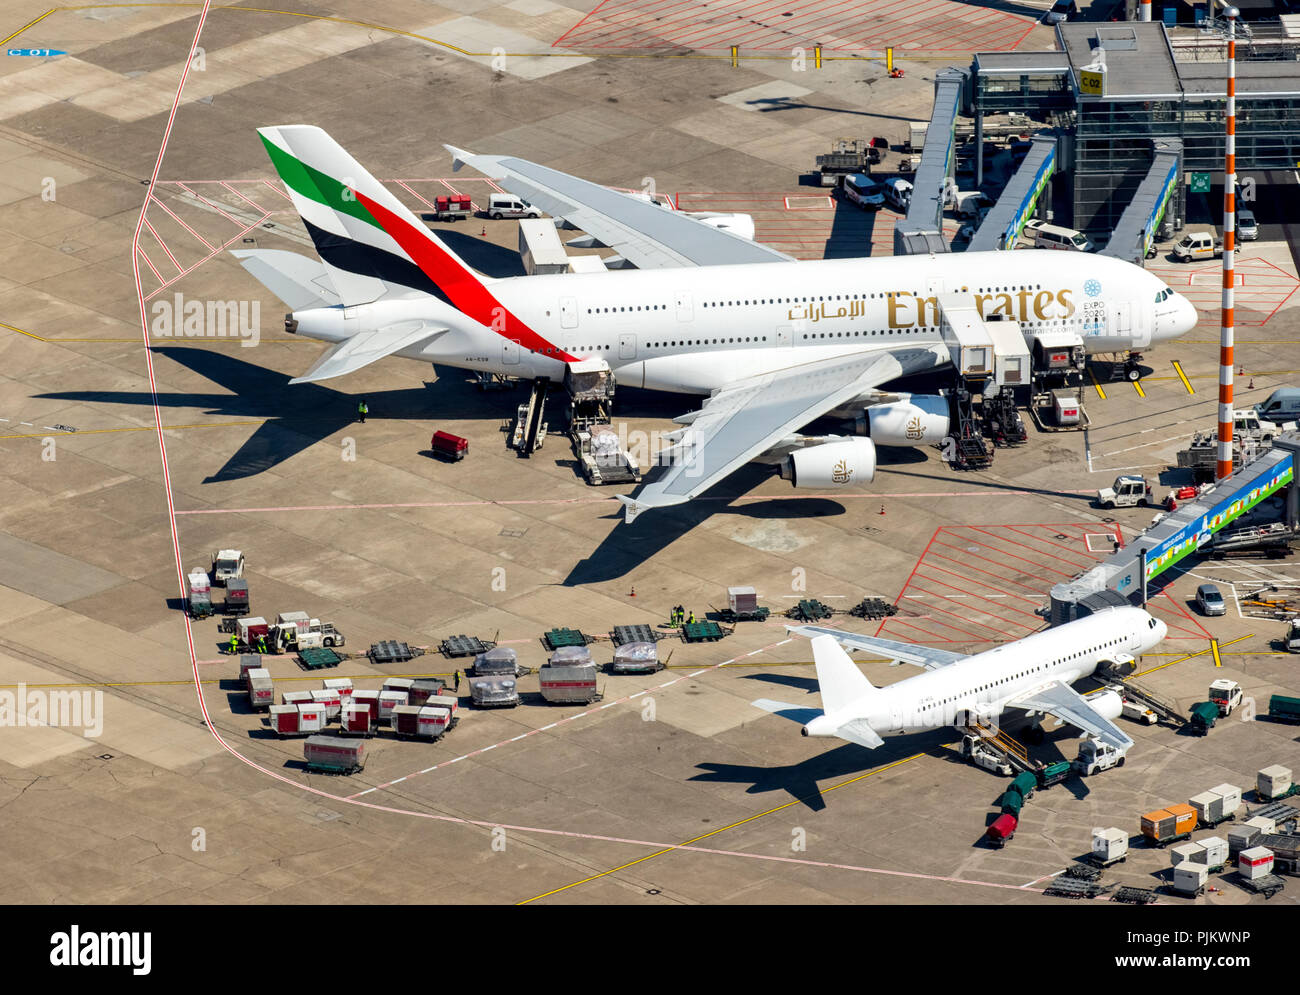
(810, 635), (877, 713)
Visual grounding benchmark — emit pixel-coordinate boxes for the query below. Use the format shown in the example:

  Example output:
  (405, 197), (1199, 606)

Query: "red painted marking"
(150, 194), (215, 251)
(137, 246), (164, 284)
(142, 216), (184, 271)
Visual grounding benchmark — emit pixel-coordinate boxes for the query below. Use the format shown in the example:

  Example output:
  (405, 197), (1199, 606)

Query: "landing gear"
(1126, 363), (1142, 382)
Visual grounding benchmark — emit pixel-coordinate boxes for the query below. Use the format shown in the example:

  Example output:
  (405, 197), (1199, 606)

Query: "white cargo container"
(471, 676), (519, 707)
(1189, 790), (1223, 826)
(1246, 814), (1277, 835)
(382, 677), (415, 696)
(938, 295), (994, 376)
(296, 702), (326, 733)
(187, 567), (210, 593)
(416, 705), (452, 739)
(377, 689), (408, 720)
(310, 689), (342, 719)
(1258, 764), (1292, 799)
(612, 641), (659, 674)
(1194, 836), (1229, 870)
(539, 662), (600, 704)
(567, 254), (607, 274)
(428, 692), (459, 717)
(1209, 783), (1242, 819)
(1171, 863), (1208, 896)
(282, 689), (314, 707)
(238, 655), (264, 684)
(1240, 846), (1275, 880)
(1169, 841), (1201, 867)
(984, 318), (1031, 390)
(322, 677), (353, 698)
(1052, 390), (1082, 426)
(1091, 827), (1128, 865)
(1228, 823), (1260, 856)
(246, 668), (274, 711)
(519, 218), (569, 276)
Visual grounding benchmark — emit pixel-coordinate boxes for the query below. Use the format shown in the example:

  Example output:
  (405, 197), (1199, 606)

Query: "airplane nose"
(1161, 293), (1198, 340)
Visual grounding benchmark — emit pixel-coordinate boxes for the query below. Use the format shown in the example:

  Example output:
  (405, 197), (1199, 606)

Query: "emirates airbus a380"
(233, 126), (1197, 519)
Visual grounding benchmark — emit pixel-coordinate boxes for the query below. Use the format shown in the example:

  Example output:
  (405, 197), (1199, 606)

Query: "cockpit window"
(1154, 288), (1171, 303)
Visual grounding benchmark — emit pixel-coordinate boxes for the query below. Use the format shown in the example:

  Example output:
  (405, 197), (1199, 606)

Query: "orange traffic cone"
(878, 503), (886, 515)
(630, 586), (636, 597)
(480, 225), (487, 236)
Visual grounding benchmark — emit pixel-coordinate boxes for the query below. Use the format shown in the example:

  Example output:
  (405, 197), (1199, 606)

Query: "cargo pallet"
(1248, 801), (1300, 821)
(1064, 864), (1102, 882)
(1239, 873), (1285, 899)
(610, 624), (662, 646)
(440, 634), (494, 658)
(785, 599), (834, 622)
(544, 628), (590, 650)
(1112, 886), (1159, 905)
(717, 607), (770, 623)
(848, 598), (898, 620)
(681, 620), (727, 643)
(369, 640), (421, 665)
(298, 647), (343, 670)
(1044, 877), (1113, 900)
(305, 761), (364, 775)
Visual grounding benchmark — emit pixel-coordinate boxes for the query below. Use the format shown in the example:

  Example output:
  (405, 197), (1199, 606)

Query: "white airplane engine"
(1085, 690), (1124, 723)
(779, 438), (876, 489)
(858, 394), (950, 447)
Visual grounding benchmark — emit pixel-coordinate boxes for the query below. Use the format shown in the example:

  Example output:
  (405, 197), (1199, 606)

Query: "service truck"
(1096, 475), (1154, 509)
(1074, 738), (1126, 776)
(1208, 679), (1243, 717)
(1235, 408), (1296, 442)
(272, 611), (345, 651)
(1173, 230), (1223, 262)
(211, 549), (244, 586)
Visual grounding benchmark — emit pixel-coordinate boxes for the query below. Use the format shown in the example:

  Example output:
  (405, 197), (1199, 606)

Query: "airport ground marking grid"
(554, 0), (1037, 54)
(876, 522), (1213, 647)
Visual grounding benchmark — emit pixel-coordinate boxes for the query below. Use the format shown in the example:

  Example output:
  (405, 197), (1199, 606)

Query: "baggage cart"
(304, 734), (365, 775)
(431, 430), (469, 461)
(246, 669), (274, 711)
(987, 813), (1017, 847)
(611, 640), (661, 674)
(538, 662), (601, 704)
(471, 676), (519, 708)
(473, 647), (519, 677)
(223, 577), (250, 616)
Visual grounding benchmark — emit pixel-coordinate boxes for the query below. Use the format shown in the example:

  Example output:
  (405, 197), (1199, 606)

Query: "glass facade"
(973, 70), (1073, 116)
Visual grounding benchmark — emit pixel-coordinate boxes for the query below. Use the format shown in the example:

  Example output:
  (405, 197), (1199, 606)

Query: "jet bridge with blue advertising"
(1049, 436), (1299, 624)
(895, 68), (966, 256)
(966, 134), (1058, 253)
(1099, 140), (1183, 266)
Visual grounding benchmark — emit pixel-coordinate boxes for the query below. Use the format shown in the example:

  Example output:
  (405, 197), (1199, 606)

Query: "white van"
(1255, 388), (1300, 424)
(836, 173), (884, 210)
(882, 177), (913, 211)
(487, 193), (542, 220)
(1033, 223), (1093, 252)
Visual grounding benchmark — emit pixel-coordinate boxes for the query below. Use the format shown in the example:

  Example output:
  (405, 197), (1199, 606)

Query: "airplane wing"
(231, 249), (340, 310)
(788, 625), (967, 671)
(1006, 680), (1134, 752)
(289, 323), (446, 384)
(618, 343), (950, 522)
(445, 146), (792, 269)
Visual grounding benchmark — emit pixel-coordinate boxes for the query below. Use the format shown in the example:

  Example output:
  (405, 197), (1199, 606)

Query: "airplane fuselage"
(290, 250), (1197, 394)
(809, 607), (1168, 739)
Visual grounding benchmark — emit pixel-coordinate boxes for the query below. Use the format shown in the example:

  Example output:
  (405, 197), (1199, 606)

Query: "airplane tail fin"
(257, 125), (487, 309)
(810, 634), (877, 714)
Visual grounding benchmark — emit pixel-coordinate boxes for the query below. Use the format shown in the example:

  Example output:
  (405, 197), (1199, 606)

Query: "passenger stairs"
(512, 376), (550, 456)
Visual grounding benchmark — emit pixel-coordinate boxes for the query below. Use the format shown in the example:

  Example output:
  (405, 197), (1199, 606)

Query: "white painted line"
(539, 723), (558, 730)
(391, 777), (407, 784)
(509, 734), (527, 741)
(480, 744), (498, 752)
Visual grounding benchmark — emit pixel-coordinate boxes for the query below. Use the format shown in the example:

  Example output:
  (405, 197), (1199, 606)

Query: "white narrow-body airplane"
(755, 606), (1169, 751)
(235, 126), (1197, 520)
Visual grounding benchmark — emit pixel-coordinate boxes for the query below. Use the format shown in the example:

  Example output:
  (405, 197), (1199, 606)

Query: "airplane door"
(503, 339), (520, 365)
(776, 325), (792, 347)
(559, 297), (578, 329)
(1115, 302), (1132, 335)
(619, 333), (637, 360)
(675, 291), (694, 322)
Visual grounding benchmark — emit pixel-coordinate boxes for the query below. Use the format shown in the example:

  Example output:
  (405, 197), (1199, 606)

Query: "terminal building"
(900, 18), (1300, 256)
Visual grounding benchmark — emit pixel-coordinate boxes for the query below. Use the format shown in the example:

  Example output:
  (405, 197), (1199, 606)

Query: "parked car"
(1033, 222), (1094, 252)
(1043, 0), (1078, 23)
(1237, 208), (1258, 241)
(486, 193), (542, 219)
(1195, 583), (1227, 617)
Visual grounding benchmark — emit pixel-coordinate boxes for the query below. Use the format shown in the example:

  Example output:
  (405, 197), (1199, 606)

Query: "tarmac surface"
(0, 0), (1298, 905)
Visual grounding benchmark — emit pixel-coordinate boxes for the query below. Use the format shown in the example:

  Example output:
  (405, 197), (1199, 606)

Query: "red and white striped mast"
(1216, 5), (1239, 483)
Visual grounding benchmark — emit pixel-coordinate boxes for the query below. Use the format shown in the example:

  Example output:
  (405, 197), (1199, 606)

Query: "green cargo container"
(1037, 761), (1072, 788)
(1190, 700), (1219, 734)
(1008, 772), (1037, 798)
(999, 790), (1023, 816)
(1269, 695), (1300, 724)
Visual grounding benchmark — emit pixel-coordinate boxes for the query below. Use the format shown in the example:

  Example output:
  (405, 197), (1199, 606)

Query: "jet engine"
(779, 438), (876, 489)
(858, 394), (950, 447)
(1083, 689), (1124, 723)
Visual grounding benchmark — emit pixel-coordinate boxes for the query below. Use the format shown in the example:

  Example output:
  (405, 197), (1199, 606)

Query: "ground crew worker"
(687, 612), (696, 625)
(453, 670), (461, 693)
(229, 633), (238, 655)
(357, 399), (369, 423)
(256, 634), (267, 655)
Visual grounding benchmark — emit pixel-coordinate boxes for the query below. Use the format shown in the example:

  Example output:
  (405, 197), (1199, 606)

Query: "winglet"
(444, 144), (472, 173)
(616, 494), (651, 524)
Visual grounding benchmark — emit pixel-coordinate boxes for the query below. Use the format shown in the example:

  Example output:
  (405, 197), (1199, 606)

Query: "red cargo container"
(340, 702), (372, 736)
(431, 431), (468, 461)
(353, 689), (380, 721)
(270, 704), (300, 736)
(987, 814), (1018, 847)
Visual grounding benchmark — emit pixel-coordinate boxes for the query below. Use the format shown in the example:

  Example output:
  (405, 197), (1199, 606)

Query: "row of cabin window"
(936, 636), (1126, 705)
(580, 285), (1049, 315)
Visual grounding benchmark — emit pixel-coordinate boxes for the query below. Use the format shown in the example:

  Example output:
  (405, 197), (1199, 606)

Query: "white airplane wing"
(1007, 680), (1134, 752)
(289, 322), (446, 384)
(445, 146), (792, 269)
(788, 625), (967, 671)
(618, 343), (949, 523)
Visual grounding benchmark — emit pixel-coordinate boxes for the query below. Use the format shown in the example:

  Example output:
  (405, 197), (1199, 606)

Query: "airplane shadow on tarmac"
(34, 346), (519, 484)
(691, 731), (950, 811)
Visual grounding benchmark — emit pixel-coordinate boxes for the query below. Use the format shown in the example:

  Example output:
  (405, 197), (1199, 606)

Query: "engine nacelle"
(859, 394), (950, 447)
(780, 438), (876, 489)
(1085, 689), (1124, 723)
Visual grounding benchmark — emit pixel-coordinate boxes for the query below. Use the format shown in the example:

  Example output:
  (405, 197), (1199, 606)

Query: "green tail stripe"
(260, 133), (381, 231)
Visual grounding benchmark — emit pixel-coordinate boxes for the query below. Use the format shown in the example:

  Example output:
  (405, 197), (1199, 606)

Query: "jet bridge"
(1048, 436), (1299, 624)
(965, 134), (1057, 253)
(895, 69), (966, 256)
(1099, 140), (1182, 266)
